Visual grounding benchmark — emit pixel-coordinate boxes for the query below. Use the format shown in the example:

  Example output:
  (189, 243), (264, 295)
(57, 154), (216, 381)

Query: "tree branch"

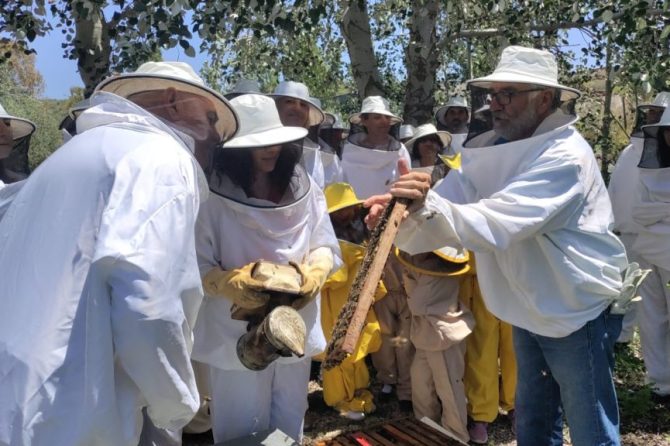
(451, 8), (667, 39)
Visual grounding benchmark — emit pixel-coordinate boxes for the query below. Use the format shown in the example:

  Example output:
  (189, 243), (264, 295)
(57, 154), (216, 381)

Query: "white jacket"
(341, 133), (411, 198)
(192, 168), (341, 371)
(0, 93), (206, 446)
(396, 112), (626, 337)
(632, 167), (670, 270)
(608, 137), (644, 235)
(0, 180), (24, 222)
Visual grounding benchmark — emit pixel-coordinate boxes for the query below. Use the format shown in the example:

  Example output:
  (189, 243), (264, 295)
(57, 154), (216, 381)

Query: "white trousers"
(637, 259), (670, 395)
(208, 358), (311, 443)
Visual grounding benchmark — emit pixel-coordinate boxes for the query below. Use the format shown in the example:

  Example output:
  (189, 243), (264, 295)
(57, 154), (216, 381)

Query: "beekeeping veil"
(638, 106), (670, 169)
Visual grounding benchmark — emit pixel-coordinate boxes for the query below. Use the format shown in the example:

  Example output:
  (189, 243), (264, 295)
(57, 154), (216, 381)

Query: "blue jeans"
(513, 309), (623, 446)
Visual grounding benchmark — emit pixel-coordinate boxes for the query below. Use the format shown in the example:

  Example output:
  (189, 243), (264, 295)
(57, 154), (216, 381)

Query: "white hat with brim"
(399, 124), (416, 140)
(95, 61), (239, 142)
(642, 106), (670, 138)
(638, 91), (670, 111)
(405, 123), (452, 154)
(270, 81), (325, 127)
(349, 96), (402, 125)
(224, 79), (262, 99)
(435, 96), (469, 126)
(223, 94), (308, 149)
(0, 104), (36, 140)
(466, 46), (581, 101)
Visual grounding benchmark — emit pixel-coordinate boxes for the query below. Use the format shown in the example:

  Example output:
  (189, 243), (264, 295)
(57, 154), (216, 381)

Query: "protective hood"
(638, 107), (670, 169)
(632, 91), (670, 137)
(464, 85), (578, 148)
(208, 162), (312, 239)
(78, 92), (209, 200)
(460, 109), (578, 198)
(632, 167), (670, 270)
(638, 131), (670, 169)
(341, 133), (411, 198)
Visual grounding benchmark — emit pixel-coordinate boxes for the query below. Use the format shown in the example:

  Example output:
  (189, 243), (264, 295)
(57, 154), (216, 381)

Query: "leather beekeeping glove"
(611, 262), (650, 315)
(202, 263), (270, 310)
(290, 248), (334, 310)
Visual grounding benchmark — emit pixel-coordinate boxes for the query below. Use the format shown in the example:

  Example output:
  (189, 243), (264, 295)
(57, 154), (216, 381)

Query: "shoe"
(468, 421), (488, 445)
(343, 410), (365, 421)
(378, 384), (393, 403)
(398, 399), (413, 413)
(507, 409), (516, 435)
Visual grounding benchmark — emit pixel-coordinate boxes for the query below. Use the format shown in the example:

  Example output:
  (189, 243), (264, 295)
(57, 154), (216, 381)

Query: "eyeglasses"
(487, 88), (546, 106)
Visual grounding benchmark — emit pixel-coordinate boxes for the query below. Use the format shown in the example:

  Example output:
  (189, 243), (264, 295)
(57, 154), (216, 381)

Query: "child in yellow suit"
(317, 182), (387, 421)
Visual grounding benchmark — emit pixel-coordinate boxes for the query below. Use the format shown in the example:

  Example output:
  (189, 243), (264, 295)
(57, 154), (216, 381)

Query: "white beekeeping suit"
(192, 94), (341, 444)
(0, 61), (239, 446)
(608, 92), (670, 343)
(631, 106), (670, 398)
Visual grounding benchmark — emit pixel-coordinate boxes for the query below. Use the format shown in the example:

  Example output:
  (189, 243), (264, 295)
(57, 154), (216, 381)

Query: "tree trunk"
(338, 0), (385, 98)
(402, 0), (440, 125)
(601, 36), (613, 183)
(74, 5), (112, 96)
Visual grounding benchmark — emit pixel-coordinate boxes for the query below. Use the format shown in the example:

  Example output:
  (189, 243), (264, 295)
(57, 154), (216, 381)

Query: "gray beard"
(493, 105), (542, 141)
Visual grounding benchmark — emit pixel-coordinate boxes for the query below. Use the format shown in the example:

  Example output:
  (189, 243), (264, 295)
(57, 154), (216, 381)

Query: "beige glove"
(202, 263), (270, 310)
(290, 249), (334, 310)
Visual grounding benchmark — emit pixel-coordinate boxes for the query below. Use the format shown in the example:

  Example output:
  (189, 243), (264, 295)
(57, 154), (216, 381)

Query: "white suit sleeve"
(0, 179), (26, 221)
(308, 183), (343, 273)
(396, 154), (584, 254)
(93, 149), (201, 431)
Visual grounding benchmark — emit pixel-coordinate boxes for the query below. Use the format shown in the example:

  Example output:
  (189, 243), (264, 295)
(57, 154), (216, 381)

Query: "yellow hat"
(324, 182), (363, 214)
(394, 246), (470, 277)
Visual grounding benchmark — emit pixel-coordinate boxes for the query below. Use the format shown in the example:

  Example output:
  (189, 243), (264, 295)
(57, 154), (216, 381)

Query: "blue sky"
(33, 29), (208, 98)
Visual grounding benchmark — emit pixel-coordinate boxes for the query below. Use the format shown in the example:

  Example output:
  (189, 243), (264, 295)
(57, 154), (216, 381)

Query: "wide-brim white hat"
(642, 106), (670, 138)
(322, 112), (347, 130)
(435, 96), (469, 126)
(639, 91), (670, 111)
(270, 81), (325, 127)
(224, 78), (262, 99)
(223, 94), (308, 148)
(95, 61), (238, 142)
(466, 46), (581, 101)
(349, 96), (402, 125)
(405, 123), (452, 154)
(399, 124), (416, 140)
(0, 104), (36, 140)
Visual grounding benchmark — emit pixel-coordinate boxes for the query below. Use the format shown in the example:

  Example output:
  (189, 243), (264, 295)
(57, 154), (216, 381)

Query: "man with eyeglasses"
(366, 46), (629, 445)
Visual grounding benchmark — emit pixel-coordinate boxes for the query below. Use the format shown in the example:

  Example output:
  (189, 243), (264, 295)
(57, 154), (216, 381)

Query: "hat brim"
(95, 74), (239, 142)
(406, 130), (452, 153)
(642, 123), (670, 138)
(223, 125), (308, 149)
(394, 247), (470, 277)
(466, 73), (581, 101)
(270, 94), (325, 127)
(327, 197), (363, 214)
(349, 110), (402, 125)
(0, 117), (36, 140)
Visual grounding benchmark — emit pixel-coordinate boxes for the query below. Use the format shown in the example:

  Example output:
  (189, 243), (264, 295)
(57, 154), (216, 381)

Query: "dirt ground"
(183, 372), (670, 445)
